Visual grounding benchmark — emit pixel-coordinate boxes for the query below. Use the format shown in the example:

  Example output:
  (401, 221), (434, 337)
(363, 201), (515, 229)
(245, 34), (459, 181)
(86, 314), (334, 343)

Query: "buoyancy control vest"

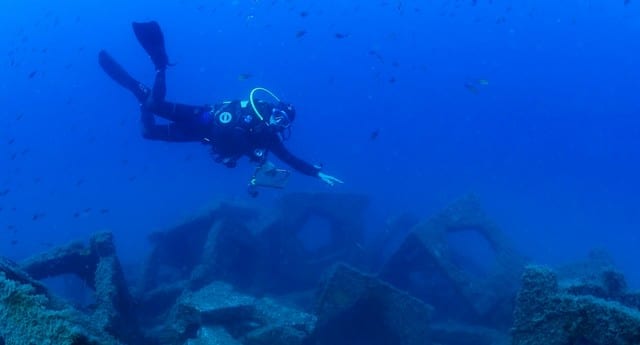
(205, 100), (272, 167)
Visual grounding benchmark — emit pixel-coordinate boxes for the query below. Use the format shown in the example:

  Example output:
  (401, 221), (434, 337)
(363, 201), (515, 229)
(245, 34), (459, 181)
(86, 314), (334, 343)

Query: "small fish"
(464, 82), (479, 94)
(370, 129), (380, 140)
(334, 32), (349, 39)
(295, 30), (307, 38)
(238, 73), (253, 81)
(368, 50), (385, 63)
(28, 70), (37, 79)
(100, 208), (110, 214)
(299, 11), (309, 17)
(478, 79), (489, 85)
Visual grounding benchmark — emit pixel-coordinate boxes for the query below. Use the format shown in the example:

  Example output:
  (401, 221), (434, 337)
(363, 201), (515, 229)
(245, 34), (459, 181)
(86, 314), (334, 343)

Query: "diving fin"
(132, 21), (169, 71)
(98, 50), (148, 102)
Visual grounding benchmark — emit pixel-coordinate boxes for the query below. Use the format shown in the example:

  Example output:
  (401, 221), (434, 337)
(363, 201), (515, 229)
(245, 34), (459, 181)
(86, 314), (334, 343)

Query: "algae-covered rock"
(185, 326), (241, 345)
(0, 272), (119, 345)
(163, 281), (316, 345)
(311, 263), (433, 345)
(512, 265), (640, 345)
(19, 232), (141, 344)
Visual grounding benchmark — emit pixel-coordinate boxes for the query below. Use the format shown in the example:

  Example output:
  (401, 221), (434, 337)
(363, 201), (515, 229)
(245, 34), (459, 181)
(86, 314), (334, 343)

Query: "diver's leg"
(140, 109), (202, 142)
(141, 69), (210, 138)
(140, 54), (206, 123)
(146, 101), (209, 123)
(143, 66), (208, 123)
(130, 21), (209, 126)
(128, 60), (210, 140)
(151, 69), (166, 102)
(98, 50), (149, 102)
(137, 62), (207, 123)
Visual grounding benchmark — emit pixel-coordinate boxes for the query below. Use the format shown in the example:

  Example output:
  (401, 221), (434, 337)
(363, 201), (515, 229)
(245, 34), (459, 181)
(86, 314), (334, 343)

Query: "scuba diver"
(97, 21), (343, 195)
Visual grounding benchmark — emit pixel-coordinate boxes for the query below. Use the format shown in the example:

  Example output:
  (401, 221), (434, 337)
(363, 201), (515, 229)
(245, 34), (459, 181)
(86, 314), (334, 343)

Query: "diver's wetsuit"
(127, 69), (321, 176)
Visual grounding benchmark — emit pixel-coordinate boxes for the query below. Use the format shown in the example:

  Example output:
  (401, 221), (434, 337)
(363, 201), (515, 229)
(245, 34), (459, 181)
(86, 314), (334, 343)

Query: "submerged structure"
(381, 195), (527, 329)
(1, 192), (638, 344)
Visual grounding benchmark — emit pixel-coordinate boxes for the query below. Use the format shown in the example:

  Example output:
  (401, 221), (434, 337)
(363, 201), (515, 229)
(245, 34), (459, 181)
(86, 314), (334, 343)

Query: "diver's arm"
(317, 172), (344, 186)
(269, 139), (344, 185)
(269, 139), (321, 176)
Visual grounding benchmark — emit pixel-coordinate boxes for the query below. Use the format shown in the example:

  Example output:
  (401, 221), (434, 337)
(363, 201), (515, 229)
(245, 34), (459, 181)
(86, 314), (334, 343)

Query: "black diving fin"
(98, 50), (148, 102)
(132, 21), (169, 70)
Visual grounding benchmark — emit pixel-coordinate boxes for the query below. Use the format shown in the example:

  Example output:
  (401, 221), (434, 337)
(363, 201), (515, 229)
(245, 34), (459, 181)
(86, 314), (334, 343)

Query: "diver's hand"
(318, 172), (344, 186)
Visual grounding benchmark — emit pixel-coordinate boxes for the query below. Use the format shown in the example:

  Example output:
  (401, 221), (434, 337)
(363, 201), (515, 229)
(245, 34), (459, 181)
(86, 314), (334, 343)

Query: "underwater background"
(1, 0), (639, 290)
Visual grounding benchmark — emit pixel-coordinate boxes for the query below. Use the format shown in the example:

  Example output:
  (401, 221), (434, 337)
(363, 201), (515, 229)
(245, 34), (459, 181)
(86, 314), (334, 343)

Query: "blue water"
(1, 0), (639, 288)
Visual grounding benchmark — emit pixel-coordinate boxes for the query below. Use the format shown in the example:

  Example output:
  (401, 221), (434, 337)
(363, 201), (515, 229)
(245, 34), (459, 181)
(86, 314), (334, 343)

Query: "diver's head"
(269, 102), (296, 130)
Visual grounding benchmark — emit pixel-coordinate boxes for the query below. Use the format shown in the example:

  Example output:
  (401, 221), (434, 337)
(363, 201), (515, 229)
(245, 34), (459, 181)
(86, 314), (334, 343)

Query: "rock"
(512, 265), (640, 345)
(19, 232), (141, 344)
(137, 201), (260, 323)
(185, 326), (241, 345)
(164, 281), (316, 345)
(0, 257), (50, 298)
(429, 323), (510, 345)
(310, 263), (433, 345)
(0, 271), (119, 345)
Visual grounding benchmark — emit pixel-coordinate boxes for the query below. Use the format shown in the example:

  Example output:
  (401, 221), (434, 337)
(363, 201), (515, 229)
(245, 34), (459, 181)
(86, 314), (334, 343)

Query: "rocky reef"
(1, 192), (638, 345)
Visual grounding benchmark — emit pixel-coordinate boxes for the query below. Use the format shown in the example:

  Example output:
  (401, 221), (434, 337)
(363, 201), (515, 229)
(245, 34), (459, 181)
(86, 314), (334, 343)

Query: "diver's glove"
(318, 172), (344, 186)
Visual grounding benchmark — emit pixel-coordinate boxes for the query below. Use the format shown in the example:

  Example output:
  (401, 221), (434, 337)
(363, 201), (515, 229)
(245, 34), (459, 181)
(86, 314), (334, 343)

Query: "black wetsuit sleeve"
(269, 138), (321, 176)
